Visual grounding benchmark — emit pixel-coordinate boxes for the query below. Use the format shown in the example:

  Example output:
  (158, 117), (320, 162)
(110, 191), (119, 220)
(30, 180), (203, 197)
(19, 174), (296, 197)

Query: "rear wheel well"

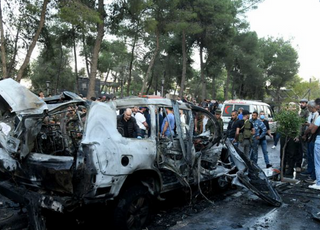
(120, 170), (162, 197)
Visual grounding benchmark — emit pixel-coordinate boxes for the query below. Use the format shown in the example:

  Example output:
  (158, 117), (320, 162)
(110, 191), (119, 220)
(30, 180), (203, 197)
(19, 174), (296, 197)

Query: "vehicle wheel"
(214, 176), (230, 191)
(114, 185), (151, 230)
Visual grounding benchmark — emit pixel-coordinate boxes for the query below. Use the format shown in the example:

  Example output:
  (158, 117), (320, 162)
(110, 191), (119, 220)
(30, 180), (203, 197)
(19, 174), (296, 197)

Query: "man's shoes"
(266, 164), (273, 168)
(305, 178), (316, 184)
(308, 184), (320, 190)
(271, 145), (276, 149)
(295, 167), (302, 173)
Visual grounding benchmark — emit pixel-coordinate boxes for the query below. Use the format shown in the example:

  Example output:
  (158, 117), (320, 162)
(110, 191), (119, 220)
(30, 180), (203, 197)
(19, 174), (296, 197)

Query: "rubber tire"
(113, 185), (151, 230)
(214, 176), (230, 191)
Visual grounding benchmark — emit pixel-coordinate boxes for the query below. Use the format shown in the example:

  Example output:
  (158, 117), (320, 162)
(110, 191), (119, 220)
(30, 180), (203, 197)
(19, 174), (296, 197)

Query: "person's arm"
(256, 121), (267, 139)
(142, 121), (149, 129)
(133, 118), (142, 137)
(162, 121), (169, 136)
(234, 127), (240, 142)
(311, 124), (319, 134)
(311, 116), (320, 134)
(251, 123), (255, 136)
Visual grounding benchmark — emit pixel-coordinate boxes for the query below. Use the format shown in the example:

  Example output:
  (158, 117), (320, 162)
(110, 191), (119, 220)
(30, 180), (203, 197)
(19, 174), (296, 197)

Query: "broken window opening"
(34, 104), (85, 156)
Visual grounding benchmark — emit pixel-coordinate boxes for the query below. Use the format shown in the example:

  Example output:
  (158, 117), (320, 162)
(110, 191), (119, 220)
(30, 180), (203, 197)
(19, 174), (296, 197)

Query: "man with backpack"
(234, 110), (255, 158)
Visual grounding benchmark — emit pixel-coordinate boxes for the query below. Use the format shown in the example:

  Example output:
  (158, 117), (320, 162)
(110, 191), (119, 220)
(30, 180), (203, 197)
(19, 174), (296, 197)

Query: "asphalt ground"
(1, 137), (319, 230)
(166, 137), (320, 230)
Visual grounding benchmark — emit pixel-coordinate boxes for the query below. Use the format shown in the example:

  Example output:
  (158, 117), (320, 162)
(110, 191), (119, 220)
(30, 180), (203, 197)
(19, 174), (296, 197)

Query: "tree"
(260, 37), (300, 104)
(275, 109), (303, 182)
(166, 0), (202, 98)
(58, 0), (102, 95)
(16, 0), (49, 82)
(0, 0), (7, 78)
(87, 0), (106, 98)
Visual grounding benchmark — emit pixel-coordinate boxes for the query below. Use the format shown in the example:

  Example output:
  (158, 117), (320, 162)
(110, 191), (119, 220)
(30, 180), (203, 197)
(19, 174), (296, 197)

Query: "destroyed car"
(0, 79), (281, 230)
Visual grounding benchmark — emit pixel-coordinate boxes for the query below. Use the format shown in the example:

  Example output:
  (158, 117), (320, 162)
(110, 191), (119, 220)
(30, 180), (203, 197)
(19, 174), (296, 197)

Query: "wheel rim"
(126, 196), (149, 229)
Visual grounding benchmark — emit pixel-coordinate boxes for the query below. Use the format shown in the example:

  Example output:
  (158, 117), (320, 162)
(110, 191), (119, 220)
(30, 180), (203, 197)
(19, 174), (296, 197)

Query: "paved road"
(168, 137), (320, 230)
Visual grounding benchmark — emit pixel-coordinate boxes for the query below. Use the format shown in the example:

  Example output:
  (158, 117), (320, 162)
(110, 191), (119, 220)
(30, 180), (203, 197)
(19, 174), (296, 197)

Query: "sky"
(246, 0), (320, 81)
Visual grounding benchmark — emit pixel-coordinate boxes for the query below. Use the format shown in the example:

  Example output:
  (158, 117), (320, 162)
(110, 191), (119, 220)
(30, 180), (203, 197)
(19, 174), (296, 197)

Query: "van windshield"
(222, 104), (249, 117)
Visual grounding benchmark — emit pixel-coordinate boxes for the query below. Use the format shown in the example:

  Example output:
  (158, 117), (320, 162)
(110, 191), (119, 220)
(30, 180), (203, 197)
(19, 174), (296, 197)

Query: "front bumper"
(0, 180), (75, 230)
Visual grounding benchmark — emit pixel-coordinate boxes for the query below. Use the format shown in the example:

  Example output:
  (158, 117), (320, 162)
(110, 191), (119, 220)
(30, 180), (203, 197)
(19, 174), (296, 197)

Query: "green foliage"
(260, 37), (299, 90)
(58, 0), (101, 31)
(275, 110), (304, 139)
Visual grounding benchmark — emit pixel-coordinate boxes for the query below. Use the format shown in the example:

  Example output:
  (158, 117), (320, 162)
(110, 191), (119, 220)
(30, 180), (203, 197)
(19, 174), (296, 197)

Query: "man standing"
(206, 109), (223, 135)
(250, 111), (267, 164)
(161, 108), (175, 137)
(308, 98), (320, 190)
(302, 100), (319, 183)
(259, 112), (273, 168)
(117, 108), (141, 138)
(237, 107), (244, 120)
(135, 107), (149, 138)
(227, 110), (239, 145)
(298, 98), (310, 172)
(234, 110), (255, 158)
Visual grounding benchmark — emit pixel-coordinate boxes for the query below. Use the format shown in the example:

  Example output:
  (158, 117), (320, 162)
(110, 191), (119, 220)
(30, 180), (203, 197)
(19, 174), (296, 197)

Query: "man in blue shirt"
(250, 111), (267, 164)
(161, 108), (175, 137)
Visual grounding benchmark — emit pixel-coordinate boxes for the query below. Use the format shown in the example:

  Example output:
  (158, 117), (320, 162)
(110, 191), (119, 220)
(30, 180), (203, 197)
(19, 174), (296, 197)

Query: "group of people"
(224, 108), (273, 168)
(116, 107), (175, 139)
(221, 98), (320, 191)
(281, 99), (320, 190)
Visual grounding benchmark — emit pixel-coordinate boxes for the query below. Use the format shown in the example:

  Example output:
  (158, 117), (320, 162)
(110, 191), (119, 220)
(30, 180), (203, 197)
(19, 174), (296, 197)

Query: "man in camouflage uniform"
(298, 99), (310, 172)
(205, 109), (223, 136)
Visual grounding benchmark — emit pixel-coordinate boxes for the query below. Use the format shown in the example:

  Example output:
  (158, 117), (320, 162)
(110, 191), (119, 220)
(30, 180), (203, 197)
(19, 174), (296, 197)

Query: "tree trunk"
(55, 42), (63, 95)
(200, 44), (206, 101)
(127, 27), (139, 96)
(101, 68), (110, 92)
(86, 0), (105, 99)
(73, 27), (79, 94)
(16, 0), (49, 82)
(140, 29), (159, 94)
(224, 68), (231, 100)
(0, 1), (7, 78)
(8, 21), (21, 78)
(180, 29), (187, 98)
(146, 70), (154, 95)
(82, 30), (90, 78)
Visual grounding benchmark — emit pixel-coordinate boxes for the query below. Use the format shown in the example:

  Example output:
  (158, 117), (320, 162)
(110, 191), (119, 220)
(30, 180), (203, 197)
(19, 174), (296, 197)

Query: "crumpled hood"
(0, 78), (47, 115)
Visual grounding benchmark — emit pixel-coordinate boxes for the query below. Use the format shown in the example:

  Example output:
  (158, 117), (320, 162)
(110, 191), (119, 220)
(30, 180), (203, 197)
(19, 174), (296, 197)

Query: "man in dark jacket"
(227, 110), (239, 146)
(117, 108), (141, 138)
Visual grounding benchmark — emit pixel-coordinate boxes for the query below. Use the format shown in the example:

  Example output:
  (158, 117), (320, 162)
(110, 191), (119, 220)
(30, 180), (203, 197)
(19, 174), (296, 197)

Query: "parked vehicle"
(0, 79), (281, 230)
(221, 99), (276, 133)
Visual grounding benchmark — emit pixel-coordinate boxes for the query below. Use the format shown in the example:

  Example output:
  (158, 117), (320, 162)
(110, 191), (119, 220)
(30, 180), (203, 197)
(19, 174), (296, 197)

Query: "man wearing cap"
(135, 107), (149, 138)
(206, 109), (223, 135)
(234, 110), (255, 158)
(215, 109), (223, 134)
(298, 98), (310, 172)
(250, 111), (267, 164)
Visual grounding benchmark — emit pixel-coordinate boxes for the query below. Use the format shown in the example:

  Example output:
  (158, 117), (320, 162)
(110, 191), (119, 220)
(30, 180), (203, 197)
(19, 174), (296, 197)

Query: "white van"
(221, 99), (276, 134)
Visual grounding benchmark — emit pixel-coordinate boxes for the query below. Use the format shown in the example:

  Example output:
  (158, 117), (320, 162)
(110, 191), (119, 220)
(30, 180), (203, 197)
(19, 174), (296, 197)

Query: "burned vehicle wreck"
(0, 79), (281, 230)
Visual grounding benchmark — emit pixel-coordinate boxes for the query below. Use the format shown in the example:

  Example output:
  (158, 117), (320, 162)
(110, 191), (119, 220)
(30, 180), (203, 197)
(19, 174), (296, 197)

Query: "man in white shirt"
(135, 107), (149, 138)
(302, 101), (319, 182)
(309, 98), (320, 190)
